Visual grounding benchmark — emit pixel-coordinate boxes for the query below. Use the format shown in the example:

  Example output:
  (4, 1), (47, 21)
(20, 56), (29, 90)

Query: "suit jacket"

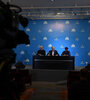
(47, 50), (59, 56)
(61, 51), (70, 56)
(37, 50), (46, 56)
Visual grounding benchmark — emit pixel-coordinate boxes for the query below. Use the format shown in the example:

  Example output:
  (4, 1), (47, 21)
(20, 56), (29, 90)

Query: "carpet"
(29, 82), (67, 100)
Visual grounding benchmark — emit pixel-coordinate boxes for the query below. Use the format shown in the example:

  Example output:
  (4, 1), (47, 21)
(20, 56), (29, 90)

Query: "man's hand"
(47, 54), (50, 56)
(38, 54), (41, 56)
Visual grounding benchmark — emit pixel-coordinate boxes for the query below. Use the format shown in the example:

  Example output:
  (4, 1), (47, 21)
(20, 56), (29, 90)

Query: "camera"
(0, 1), (30, 100)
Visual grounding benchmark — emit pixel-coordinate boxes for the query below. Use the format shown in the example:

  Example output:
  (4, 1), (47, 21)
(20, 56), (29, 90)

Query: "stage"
(12, 65), (85, 82)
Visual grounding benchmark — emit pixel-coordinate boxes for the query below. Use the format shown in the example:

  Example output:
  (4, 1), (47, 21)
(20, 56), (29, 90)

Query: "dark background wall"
(13, 19), (90, 67)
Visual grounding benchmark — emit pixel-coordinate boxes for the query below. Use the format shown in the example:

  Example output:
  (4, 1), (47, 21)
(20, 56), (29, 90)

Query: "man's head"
(52, 46), (55, 51)
(80, 68), (88, 81)
(40, 46), (43, 50)
(65, 47), (68, 51)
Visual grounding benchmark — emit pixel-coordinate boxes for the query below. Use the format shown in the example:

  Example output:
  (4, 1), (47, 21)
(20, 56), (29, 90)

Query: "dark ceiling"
(2, 0), (90, 19)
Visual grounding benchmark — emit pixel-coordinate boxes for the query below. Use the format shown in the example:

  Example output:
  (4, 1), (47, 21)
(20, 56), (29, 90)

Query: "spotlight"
(51, 0), (55, 2)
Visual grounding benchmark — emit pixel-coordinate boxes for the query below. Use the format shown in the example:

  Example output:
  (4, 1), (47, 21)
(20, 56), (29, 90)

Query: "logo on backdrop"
(71, 44), (75, 48)
(20, 51), (25, 55)
(48, 29), (53, 32)
(43, 21), (48, 24)
(88, 36), (90, 40)
(71, 28), (76, 32)
(88, 52), (90, 56)
(65, 37), (69, 40)
(65, 21), (70, 24)
(48, 44), (52, 48)
(43, 37), (47, 40)
(26, 28), (30, 32)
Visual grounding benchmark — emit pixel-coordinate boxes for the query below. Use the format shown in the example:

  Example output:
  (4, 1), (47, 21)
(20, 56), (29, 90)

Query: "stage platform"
(24, 65), (85, 70)
(12, 65), (85, 82)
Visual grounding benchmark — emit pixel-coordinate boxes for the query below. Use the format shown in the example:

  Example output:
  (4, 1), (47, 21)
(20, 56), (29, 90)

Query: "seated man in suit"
(36, 46), (46, 56)
(47, 46), (59, 56)
(61, 47), (70, 56)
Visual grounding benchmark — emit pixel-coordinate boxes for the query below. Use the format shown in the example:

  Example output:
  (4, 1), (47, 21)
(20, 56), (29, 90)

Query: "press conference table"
(33, 56), (75, 70)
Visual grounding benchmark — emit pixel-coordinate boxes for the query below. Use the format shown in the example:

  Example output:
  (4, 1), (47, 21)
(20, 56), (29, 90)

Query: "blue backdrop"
(13, 19), (90, 67)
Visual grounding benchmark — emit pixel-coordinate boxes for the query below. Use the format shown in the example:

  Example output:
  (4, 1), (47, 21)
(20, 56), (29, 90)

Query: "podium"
(33, 56), (75, 70)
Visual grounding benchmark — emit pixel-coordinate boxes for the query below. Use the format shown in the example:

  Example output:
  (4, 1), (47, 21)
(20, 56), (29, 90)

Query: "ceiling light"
(57, 13), (60, 15)
(51, 0), (55, 2)
(57, 13), (64, 15)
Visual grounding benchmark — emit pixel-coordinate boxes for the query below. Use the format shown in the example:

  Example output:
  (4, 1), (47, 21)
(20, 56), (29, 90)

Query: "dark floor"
(30, 81), (67, 100)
